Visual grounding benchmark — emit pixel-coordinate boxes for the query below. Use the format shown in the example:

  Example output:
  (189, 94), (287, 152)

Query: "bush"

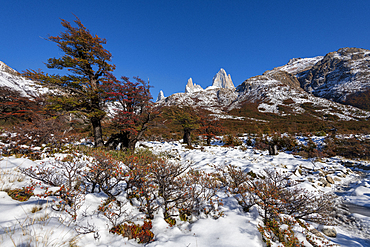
(223, 134), (243, 147)
(215, 165), (337, 246)
(6, 185), (35, 201)
(110, 220), (154, 243)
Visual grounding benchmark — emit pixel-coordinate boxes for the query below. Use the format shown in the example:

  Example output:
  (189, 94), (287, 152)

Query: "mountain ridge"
(156, 47), (370, 121)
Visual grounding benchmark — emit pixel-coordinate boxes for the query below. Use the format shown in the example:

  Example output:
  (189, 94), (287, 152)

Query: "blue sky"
(1, 0), (370, 99)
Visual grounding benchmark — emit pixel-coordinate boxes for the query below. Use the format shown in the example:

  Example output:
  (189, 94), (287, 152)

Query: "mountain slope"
(0, 61), (48, 97)
(156, 51), (370, 121)
(234, 70), (370, 121)
(296, 47), (370, 103)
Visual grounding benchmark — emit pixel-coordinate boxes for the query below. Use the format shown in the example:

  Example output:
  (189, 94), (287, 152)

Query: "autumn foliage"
(104, 76), (155, 151)
(0, 85), (42, 123)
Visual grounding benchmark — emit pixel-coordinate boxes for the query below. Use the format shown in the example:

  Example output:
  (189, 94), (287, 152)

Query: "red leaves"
(0, 86), (43, 122)
(103, 76), (155, 151)
(110, 221), (154, 243)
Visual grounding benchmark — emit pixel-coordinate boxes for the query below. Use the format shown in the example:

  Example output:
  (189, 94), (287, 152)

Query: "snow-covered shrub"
(98, 197), (129, 227)
(82, 149), (128, 197)
(20, 154), (87, 221)
(179, 169), (222, 220)
(216, 165), (338, 246)
(148, 158), (189, 224)
(125, 155), (158, 220)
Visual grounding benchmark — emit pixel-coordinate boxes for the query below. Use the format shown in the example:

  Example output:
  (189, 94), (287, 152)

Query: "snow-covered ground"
(1, 140), (370, 246)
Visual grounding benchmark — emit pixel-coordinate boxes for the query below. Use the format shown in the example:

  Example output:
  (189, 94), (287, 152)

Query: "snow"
(1, 139), (370, 246)
(0, 61), (50, 97)
(278, 56), (324, 74)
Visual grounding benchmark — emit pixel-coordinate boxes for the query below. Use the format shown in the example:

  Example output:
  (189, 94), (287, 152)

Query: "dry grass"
(0, 167), (25, 191)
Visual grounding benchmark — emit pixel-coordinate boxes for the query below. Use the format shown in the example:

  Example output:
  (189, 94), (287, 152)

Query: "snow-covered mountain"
(296, 47), (370, 102)
(157, 68), (238, 113)
(234, 69), (370, 121)
(156, 49), (370, 121)
(0, 61), (48, 97)
(3, 47), (370, 121)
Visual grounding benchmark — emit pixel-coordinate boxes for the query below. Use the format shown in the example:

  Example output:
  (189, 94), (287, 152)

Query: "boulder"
(310, 228), (324, 238)
(321, 227), (337, 238)
(326, 175), (335, 184)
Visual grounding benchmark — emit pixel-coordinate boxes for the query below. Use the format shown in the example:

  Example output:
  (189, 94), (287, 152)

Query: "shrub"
(179, 169), (222, 219)
(216, 166), (337, 246)
(98, 198), (129, 227)
(148, 158), (190, 222)
(6, 185), (35, 201)
(110, 220), (154, 243)
(82, 149), (128, 197)
(223, 134), (243, 147)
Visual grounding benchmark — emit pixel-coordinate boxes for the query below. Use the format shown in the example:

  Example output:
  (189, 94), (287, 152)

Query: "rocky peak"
(211, 68), (235, 89)
(185, 78), (204, 93)
(156, 90), (166, 102)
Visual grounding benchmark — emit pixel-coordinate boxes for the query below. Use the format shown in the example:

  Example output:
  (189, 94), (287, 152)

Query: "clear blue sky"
(1, 0), (369, 99)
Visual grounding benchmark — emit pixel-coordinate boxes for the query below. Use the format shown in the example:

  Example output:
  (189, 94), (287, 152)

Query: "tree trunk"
(127, 139), (137, 152)
(206, 136), (211, 146)
(183, 128), (191, 146)
(91, 117), (104, 147)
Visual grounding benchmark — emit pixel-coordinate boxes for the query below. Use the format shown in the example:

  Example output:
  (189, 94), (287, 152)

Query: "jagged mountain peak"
(185, 78), (204, 93)
(211, 68), (235, 89)
(156, 90), (166, 102)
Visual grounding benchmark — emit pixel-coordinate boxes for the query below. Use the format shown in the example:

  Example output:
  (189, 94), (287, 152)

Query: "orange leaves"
(110, 221), (154, 243)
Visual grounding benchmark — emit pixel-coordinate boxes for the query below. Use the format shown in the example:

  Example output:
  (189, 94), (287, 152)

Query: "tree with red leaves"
(23, 17), (115, 147)
(104, 76), (155, 151)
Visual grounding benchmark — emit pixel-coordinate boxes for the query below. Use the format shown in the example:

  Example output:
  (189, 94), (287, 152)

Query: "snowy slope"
(234, 71), (370, 120)
(275, 56), (324, 75)
(297, 47), (370, 102)
(1, 140), (370, 246)
(0, 61), (48, 97)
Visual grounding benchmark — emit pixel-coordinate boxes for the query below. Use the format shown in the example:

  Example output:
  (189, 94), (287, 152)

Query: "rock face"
(297, 47), (370, 102)
(156, 90), (166, 102)
(211, 68), (235, 89)
(185, 78), (204, 93)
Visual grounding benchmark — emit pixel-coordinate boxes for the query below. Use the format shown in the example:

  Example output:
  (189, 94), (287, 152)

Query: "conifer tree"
(23, 17), (115, 147)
